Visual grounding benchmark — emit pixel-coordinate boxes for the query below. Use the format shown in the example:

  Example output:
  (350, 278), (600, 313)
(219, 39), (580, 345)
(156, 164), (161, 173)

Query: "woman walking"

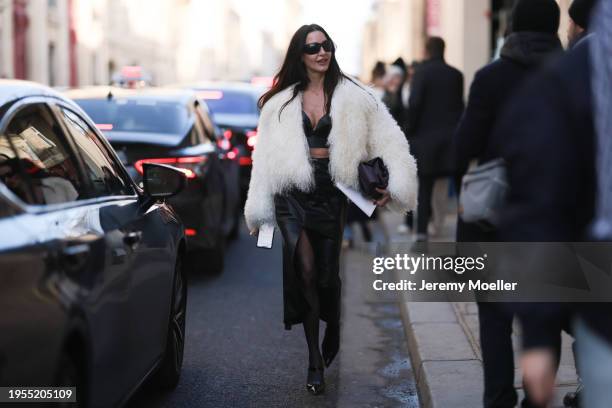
(244, 24), (417, 395)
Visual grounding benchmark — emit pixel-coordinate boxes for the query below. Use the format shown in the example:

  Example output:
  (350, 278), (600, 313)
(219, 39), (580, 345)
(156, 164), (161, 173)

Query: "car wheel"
(151, 255), (187, 389)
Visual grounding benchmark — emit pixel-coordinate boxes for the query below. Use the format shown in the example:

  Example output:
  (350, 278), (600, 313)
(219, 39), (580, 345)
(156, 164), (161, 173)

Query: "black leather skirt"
(274, 158), (348, 330)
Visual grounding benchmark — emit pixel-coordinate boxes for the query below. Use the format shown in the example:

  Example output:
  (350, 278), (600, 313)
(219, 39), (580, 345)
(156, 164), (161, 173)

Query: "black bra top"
(302, 110), (332, 149)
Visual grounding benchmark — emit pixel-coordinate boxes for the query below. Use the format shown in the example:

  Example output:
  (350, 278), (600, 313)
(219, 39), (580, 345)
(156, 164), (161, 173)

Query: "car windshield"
(75, 98), (190, 134)
(199, 90), (258, 115)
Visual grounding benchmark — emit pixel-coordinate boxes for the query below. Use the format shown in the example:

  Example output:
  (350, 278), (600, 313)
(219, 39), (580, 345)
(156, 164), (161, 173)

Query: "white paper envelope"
(257, 224), (274, 249)
(335, 182), (377, 217)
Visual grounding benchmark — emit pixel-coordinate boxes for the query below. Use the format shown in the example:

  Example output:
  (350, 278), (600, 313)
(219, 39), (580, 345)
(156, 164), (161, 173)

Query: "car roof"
(64, 86), (199, 105)
(178, 81), (266, 96)
(0, 79), (74, 108)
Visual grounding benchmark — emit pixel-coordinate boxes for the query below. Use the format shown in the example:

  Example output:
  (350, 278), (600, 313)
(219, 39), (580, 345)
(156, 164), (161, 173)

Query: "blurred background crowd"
(360, 0), (610, 407)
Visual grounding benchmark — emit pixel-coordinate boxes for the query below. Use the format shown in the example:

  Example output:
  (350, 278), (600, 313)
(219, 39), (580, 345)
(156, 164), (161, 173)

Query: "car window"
(75, 98), (190, 135)
(60, 108), (133, 197)
(0, 103), (87, 205)
(200, 90), (258, 115)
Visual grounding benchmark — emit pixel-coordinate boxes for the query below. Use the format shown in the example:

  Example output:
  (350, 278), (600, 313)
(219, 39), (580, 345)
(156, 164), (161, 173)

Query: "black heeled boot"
(322, 322), (339, 367)
(306, 365), (325, 395)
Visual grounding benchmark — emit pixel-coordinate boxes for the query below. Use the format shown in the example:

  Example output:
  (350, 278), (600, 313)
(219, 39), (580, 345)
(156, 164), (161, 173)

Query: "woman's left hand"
(373, 188), (391, 207)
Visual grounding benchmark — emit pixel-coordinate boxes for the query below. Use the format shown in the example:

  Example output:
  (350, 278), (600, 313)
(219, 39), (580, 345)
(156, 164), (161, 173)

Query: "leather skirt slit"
(273, 158), (348, 330)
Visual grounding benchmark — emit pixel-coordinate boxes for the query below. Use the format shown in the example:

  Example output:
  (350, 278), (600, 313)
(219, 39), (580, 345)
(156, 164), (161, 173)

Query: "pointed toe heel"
(306, 366), (325, 395)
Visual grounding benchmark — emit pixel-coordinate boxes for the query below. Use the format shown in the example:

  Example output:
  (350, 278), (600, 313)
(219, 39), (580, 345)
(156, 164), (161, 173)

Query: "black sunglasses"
(303, 40), (335, 55)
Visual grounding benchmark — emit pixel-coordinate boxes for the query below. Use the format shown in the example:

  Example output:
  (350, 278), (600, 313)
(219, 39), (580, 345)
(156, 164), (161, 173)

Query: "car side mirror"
(142, 163), (186, 198)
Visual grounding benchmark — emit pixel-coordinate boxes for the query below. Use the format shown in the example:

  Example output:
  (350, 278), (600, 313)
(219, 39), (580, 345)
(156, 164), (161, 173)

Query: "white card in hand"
(257, 224), (274, 248)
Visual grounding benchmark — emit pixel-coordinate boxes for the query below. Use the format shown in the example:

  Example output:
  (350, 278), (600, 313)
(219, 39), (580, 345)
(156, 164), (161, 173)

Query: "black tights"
(295, 229), (323, 368)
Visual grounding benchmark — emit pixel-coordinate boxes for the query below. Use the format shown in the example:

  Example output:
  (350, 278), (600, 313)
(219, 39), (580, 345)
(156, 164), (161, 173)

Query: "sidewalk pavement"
(348, 208), (579, 408)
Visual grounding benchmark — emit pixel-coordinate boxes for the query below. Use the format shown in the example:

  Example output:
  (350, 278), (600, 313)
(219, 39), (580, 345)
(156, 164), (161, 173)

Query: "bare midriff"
(310, 148), (329, 158)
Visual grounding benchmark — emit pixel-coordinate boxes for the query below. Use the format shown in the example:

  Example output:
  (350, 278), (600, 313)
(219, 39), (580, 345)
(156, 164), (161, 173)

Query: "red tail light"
(223, 129), (233, 140)
(185, 228), (197, 236)
(177, 156), (205, 164)
(133, 156), (207, 179)
(239, 157), (252, 166)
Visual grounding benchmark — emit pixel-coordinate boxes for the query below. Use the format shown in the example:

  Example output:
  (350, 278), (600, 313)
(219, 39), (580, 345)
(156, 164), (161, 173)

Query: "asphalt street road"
(128, 221), (418, 408)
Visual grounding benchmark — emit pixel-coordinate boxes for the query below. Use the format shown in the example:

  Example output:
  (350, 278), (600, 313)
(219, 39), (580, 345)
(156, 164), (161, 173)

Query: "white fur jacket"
(244, 78), (418, 231)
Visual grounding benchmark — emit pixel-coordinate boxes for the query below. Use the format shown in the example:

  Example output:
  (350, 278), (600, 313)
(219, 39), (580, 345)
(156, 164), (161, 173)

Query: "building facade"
(0, 0), (15, 79)
(362, 0), (426, 81)
(2, 0), (185, 87)
(95, 0), (182, 86)
(1, 0), (308, 86)
(0, 0), (75, 85)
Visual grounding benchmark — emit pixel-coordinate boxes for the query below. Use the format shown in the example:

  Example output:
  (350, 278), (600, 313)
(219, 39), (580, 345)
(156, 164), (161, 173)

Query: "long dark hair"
(258, 24), (349, 116)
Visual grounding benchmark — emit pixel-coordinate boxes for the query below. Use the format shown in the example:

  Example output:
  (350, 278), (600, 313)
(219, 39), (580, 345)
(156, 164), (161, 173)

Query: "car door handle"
(123, 231), (142, 247)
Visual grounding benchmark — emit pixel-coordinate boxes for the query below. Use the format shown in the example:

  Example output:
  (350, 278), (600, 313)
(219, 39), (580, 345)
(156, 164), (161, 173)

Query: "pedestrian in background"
(402, 61), (418, 112)
(454, 0), (563, 406)
(244, 24), (417, 395)
(382, 59), (412, 237)
(492, 0), (612, 405)
(369, 61), (386, 99)
(405, 36), (464, 242)
(382, 61), (407, 125)
(567, 0), (597, 48)
(397, 61), (420, 235)
(455, 0), (562, 240)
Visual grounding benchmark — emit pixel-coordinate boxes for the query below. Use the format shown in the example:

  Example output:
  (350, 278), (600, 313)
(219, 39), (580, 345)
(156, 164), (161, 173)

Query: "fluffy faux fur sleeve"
(364, 89), (418, 213)
(243, 101), (276, 232)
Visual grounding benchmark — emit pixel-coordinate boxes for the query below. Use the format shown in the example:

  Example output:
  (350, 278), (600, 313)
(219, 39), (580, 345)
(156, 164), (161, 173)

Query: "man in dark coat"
(567, 0), (596, 47)
(493, 1), (612, 401)
(455, 0), (563, 243)
(453, 1), (564, 406)
(406, 37), (464, 241)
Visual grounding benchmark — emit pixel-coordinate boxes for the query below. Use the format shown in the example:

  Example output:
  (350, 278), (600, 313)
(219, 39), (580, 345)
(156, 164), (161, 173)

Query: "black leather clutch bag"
(358, 157), (389, 199)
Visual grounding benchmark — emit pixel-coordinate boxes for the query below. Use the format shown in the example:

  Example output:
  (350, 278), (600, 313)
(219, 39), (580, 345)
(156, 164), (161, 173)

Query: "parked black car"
(68, 87), (241, 271)
(0, 80), (188, 407)
(184, 82), (265, 203)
